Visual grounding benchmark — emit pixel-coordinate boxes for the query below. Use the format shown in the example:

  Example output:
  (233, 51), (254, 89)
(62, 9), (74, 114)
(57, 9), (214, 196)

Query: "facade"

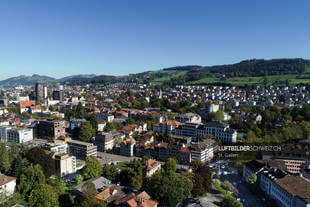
(144, 159), (161, 177)
(136, 142), (191, 164)
(120, 137), (136, 157)
(67, 139), (97, 160)
(37, 120), (66, 139)
(0, 175), (16, 197)
(271, 176), (310, 207)
(69, 119), (87, 131)
(196, 121), (237, 143)
(54, 153), (76, 177)
(95, 132), (115, 152)
(153, 120), (182, 134)
(190, 139), (216, 162)
(42, 140), (69, 154)
(175, 113), (202, 124)
(7, 128), (33, 143)
(173, 121), (237, 143)
(35, 82), (48, 101)
(52, 90), (64, 101)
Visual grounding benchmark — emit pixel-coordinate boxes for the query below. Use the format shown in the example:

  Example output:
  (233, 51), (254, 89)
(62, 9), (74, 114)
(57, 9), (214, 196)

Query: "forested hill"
(185, 58), (310, 81)
(62, 58), (310, 86)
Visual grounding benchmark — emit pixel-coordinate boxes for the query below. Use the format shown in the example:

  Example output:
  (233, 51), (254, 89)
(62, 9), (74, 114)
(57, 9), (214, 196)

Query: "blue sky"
(0, 0), (309, 79)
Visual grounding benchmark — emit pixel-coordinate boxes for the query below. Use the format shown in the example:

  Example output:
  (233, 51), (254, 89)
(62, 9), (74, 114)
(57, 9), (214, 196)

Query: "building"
(0, 126), (10, 142)
(197, 121), (237, 143)
(42, 140), (69, 154)
(67, 139), (97, 160)
(7, 127), (33, 143)
(37, 119), (66, 139)
(262, 175), (310, 207)
(19, 100), (36, 113)
(136, 142), (191, 164)
(153, 120), (182, 134)
(35, 82), (48, 101)
(95, 132), (115, 152)
(54, 153), (76, 177)
(144, 159), (161, 177)
(0, 175), (16, 198)
(173, 121), (237, 143)
(175, 113), (202, 124)
(71, 176), (111, 196)
(69, 119), (87, 131)
(114, 191), (158, 207)
(120, 137), (136, 157)
(52, 90), (64, 101)
(190, 139), (217, 163)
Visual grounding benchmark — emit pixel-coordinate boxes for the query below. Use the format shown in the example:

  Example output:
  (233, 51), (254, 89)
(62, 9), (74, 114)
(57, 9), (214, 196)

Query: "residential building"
(95, 132), (115, 152)
(0, 175), (16, 197)
(35, 82), (48, 101)
(144, 159), (161, 177)
(120, 137), (136, 157)
(42, 140), (69, 154)
(37, 119), (66, 139)
(53, 90), (64, 101)
(175, 112), (202, 124)
(69, 119), (86, 131)
(67, 139), (97, 160)
(7, 127), (33, 143)
(54, 153), (76, 177)
(190, 139), (217, 162)
(153, 120), (182, 134)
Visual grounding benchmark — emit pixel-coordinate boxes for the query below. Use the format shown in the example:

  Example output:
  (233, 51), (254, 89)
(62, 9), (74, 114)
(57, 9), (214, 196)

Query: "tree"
(144, 172), (193, 207)
(76, 174), (84, 184)
(79, 182), (98, 207)
(26, 147), (55, 177)
(126, 118), (136, 125)
(102, 165), (118, 182)
(88, 113), (98, 134)
(82, 156), (102, 180)
(120, 159), (143, 190)
(191, 160), (212, 193)
(59, 193), (74, 207)
(18, 164), (46, 199)
(164, 158), (177, 175)
(75, 102), (86, 119)
(10, 154), (28, 178)
(79, 121), (94, 142)
(248, 174), (257, 185)
(29, 184), (59, 207)
(0, 143), (11, 173)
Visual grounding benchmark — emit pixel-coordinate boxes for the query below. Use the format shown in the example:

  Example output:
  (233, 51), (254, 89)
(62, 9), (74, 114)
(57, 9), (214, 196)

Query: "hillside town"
(0, 82), (309, 207)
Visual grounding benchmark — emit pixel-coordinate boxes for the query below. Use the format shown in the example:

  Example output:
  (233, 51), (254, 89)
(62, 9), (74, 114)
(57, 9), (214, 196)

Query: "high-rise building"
(35, 82), (48, 101)
(53, 90), (64, 101)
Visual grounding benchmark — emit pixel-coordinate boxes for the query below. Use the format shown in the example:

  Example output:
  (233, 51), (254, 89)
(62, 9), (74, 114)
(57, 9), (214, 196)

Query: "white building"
(54, 153), (76, 177)
(0, 175), (16, 198)
(175, 113), (202, 124)
(7, 128), (33, 143)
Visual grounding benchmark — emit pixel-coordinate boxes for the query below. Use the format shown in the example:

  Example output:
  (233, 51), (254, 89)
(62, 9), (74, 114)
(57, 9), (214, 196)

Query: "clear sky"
(0, 0), (309, 79)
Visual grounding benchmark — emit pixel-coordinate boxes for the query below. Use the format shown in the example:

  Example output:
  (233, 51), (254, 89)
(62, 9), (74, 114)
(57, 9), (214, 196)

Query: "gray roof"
(72, 176), (112, 195)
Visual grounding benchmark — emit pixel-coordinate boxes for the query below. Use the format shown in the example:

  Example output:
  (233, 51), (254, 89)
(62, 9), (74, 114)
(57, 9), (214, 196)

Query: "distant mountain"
(0, 74), (57, 88)
(58, 74), (97, 82)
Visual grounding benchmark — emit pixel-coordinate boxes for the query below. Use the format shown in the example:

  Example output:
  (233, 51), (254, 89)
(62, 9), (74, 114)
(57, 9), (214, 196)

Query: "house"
(114, 191), (158, 207)
(144, 159), (161, 177)
(120, 137), (136, 157)
(71, 176), (112, 196)
(0, 175), (16, 197)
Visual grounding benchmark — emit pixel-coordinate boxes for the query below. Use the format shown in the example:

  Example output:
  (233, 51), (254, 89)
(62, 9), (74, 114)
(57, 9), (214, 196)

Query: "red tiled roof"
(20, 100), (35, 108)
